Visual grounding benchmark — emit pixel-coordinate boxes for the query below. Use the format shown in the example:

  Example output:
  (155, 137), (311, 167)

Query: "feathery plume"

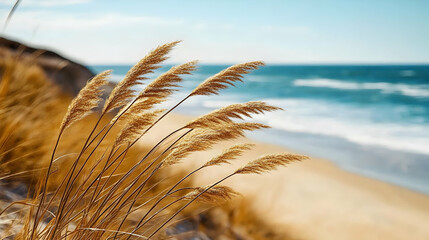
(163, 123), (266, 166)
(202, 143), (254, 168)
(60, 70), (111, 132)
(162, 129), (216, 166)
(216, 122), (270, 135)
(137, 60), (197, 99)
(184, 186), (239, 202)
(112, 61), (197, 123)
(103, 41), (180, 114)
(114, 109), (164, 147)
(185, 101), (281, 129)
(235, 153), (309, 175)
(190, 61), (264, 96)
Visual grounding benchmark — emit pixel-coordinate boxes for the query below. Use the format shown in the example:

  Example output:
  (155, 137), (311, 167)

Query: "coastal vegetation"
(0, 42), (306, 239)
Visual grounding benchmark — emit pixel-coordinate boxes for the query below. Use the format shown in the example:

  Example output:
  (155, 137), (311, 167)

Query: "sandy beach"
(142, 113), (429, 240)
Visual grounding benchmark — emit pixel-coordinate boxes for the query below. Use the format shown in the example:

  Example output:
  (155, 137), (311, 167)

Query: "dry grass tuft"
(114, 109), (164, 147)
(0, 43), (306, 240)
(103, 41), (179, 114)
(235, 153), (309, 175)
(0, 48), (73, 180)
(184, 186), (240, 203)
(185, 101), (281, 129)
(60, 70), (111, 132)
(190, 61), (264, 96)
(113, 60), (197, 124)
(203, 143), (254, 167)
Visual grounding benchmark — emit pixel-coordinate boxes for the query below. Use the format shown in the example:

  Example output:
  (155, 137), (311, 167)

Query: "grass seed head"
(203, 143), (254, 168)
(235, 153), (309, 175)
(185, 101), (281, 129)
(184, 186), (240, 203)
(60, 70), (111, 132)
(190, 61), (264, 96)
(103, 41), (180, 114)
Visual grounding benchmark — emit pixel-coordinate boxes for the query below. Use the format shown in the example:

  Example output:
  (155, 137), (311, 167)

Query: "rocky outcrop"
(0, 36), (95, 96)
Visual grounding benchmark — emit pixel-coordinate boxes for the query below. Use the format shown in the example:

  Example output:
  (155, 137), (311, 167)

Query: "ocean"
(90, 64), (429, 194)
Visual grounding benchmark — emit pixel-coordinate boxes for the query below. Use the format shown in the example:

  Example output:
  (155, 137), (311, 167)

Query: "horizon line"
(88, 62), (429, 66)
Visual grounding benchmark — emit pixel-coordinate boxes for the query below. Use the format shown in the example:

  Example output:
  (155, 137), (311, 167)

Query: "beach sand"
(141, 113), (429, 240)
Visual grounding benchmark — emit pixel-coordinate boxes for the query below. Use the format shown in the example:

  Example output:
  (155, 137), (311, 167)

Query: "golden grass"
(0, 42), (307, 239)
(103, 41), (179, 114)
(0, 48), (74, 182)
(60, 70), (111, 133)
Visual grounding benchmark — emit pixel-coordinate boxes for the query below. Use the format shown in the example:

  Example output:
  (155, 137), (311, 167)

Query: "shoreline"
(143, 112), (429, 240)
(170, 96), (429, 195)
(248, 127), (429, 195)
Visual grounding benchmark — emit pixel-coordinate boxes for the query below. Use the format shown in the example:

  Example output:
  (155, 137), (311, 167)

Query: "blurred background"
(4, 0), (428, 193)
(1, 1), (428, 238)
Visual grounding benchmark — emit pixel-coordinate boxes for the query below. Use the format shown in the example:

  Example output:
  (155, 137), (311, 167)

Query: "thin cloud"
(3, 10), (185, 31)
(0, 0), (91, 7)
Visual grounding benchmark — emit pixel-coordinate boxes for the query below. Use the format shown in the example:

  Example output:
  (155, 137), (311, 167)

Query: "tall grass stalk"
(0, 43), (307, 239)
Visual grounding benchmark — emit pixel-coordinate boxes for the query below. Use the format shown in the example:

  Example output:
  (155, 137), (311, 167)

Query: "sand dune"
(141, 113), (429, 240)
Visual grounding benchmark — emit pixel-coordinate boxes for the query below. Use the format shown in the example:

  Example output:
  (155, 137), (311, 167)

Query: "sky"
(0, 0), (428, 65)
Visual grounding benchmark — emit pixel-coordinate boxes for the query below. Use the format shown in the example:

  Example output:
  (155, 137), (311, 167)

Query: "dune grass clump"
(0, 42), (307, 239)
(0, 48), (72, 181)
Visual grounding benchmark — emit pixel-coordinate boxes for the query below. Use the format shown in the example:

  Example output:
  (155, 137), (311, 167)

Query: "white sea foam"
(293, 78), (429, 98)
(248, 98), (429, 155)
(103, 72), (429, 155)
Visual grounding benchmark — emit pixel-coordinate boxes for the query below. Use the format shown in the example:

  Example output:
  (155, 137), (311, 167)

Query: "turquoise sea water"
(90, 64), (429, 194)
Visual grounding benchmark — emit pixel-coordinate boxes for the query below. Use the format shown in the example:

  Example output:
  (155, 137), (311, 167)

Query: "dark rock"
(0, 35), (95, 96)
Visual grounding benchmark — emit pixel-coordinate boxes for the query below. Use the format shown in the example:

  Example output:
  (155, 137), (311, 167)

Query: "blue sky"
(0, 0), (428, 64)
